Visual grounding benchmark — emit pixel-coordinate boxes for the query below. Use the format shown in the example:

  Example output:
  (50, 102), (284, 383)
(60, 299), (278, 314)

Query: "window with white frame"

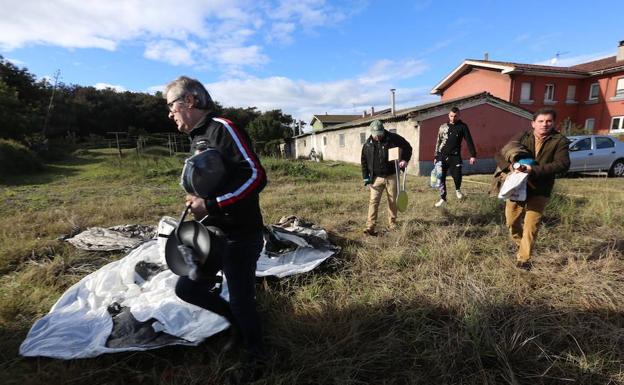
(589, 83), (600, 100)
(566, 85), (576, 101)
(616, 78), (624, 97)
(544, 84), (555, 101)
(585, 118), (595, 133)
(339, 134), (345, 147)
(360, 132), (366, 144)
(611, 116), (624, 132)
(520, 82), (532, 102)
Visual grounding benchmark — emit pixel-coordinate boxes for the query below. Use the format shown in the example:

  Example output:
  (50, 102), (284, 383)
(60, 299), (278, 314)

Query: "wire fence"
(80, 132), (192, 158)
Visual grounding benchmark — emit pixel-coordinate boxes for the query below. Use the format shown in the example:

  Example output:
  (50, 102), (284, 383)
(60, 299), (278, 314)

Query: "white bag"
(498, 171), (528, 201)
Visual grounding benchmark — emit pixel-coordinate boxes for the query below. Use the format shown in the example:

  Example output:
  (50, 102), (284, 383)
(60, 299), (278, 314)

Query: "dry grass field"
(1, 149), (623, 385)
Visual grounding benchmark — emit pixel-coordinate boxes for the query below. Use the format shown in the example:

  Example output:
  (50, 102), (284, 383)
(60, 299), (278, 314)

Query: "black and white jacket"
(189, 115), (267, 234)
(434, 120), (477, 160)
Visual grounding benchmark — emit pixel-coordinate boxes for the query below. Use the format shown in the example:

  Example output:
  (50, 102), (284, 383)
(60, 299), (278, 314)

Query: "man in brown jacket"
(496, 107), (570, 270)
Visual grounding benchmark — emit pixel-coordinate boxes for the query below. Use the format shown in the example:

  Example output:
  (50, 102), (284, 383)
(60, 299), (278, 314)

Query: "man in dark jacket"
(164, 76), (267, 370)
(434, 106), (477, 207)
(495, 107), (570, 270)
(361, 120), (412, 235)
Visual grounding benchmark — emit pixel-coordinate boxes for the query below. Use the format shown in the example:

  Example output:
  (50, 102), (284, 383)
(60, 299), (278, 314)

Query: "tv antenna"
(550, 51), (570, 65)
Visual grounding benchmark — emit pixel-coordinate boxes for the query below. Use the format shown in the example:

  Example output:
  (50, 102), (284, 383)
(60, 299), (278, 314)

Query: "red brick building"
(293, 92), (532, 175)
(430, 41), (624, 136)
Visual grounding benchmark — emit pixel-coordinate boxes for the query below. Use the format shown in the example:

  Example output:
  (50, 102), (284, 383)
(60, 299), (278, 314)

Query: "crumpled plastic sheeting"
(20, 216), (339, 359)
(19, 240), (230, 359)
(66, 224), (156, 251)
(258, 216), (340, 278)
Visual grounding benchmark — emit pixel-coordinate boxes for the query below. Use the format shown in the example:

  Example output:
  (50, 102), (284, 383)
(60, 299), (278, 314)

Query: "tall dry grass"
(1, 151), (623, 384)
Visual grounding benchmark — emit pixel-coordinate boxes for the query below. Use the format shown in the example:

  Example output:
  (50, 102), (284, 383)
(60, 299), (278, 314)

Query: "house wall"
(292, 120), (421, 170)
(311, 119), (324, 132)
(510, 74), (583, 128)
(295, 135), (312, 158)
(576, 71), (624, 134)
(442, 68), (512, 101)
(416, 103), (532, 175)
(441, 66), (624, 135)
(295, 101), (532, 176)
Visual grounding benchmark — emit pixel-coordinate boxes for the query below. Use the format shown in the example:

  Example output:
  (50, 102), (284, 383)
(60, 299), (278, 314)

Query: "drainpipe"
(390, 88), (396, 116)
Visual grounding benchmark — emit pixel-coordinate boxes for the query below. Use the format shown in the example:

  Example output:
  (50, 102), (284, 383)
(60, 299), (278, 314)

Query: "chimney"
(618, 40), (624, 62)
(390, 89), (396, 116)
(484, 52), (489, 61)
(371, 106), (375, 115)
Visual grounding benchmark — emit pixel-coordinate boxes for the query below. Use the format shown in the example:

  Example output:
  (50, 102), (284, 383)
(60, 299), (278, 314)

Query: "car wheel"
(609, 159), (624, 177)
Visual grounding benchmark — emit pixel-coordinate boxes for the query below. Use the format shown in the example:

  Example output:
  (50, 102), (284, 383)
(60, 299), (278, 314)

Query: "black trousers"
(175, 230), (264, 357)
(439, 155), (462, 200)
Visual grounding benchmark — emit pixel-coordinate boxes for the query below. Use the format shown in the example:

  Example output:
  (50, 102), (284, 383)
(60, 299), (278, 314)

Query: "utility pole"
(42, 69), (61, 138)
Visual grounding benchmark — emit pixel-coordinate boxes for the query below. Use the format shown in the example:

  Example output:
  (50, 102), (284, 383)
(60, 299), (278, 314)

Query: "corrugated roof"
(569, 56), (624, 72)
(465, 59), (588, 75)
(312, 114), (361, 124)
(292, 92), (531, 137)
(431, 56), (624, 94)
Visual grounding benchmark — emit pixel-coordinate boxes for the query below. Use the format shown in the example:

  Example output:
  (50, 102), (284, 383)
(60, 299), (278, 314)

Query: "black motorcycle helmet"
(180, 148), (226, 198)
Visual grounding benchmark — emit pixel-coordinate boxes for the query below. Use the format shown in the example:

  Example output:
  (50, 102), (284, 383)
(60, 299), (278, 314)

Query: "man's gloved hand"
(363, 178), (371, 186)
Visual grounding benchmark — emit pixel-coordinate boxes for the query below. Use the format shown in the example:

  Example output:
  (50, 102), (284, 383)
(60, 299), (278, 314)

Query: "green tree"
(246, 109), (293, 155)
(0, 80), (29, 139)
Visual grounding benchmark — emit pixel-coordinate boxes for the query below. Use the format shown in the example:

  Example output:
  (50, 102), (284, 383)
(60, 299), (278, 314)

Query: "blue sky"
(1, 0), (623, 125)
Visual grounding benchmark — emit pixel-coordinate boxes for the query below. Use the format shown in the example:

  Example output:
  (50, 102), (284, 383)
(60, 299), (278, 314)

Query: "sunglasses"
(167, 96), (184, 111)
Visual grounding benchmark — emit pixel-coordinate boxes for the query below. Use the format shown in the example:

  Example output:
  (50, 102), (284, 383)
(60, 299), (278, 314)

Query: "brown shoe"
(516, 261), (532, 271)
(363, 228), (378, 236)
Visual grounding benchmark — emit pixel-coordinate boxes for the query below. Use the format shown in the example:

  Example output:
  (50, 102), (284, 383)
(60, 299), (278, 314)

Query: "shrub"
(37, 136), (78, 161)
(263, 158), (322, 180)
(0, 138), (42, 175)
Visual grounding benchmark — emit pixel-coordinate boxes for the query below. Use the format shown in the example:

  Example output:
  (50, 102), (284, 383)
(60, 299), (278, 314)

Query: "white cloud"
(361, 59), (428, 84)
(215, 46), (269, 67)
(0, 0), (356, 72)
(5, 57), (25, 66)
(199, 58), (434, 123)
(94, 82), (127, 92)
(266, 22), (296, 45)
(146, 85), (165, 95)
(144, 40), (195, 66)
(270, 0), (347, 27)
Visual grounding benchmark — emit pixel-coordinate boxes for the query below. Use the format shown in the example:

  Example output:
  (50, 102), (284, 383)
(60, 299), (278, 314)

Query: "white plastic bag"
(429, 162), (442, 188)
(498, 172), (528, 201)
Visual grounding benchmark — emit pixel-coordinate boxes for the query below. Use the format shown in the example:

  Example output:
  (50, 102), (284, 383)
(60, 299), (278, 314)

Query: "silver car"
(568, 135), (624, 177)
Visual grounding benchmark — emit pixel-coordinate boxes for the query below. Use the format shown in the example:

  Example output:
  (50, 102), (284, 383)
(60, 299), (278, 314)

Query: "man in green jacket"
(496, 107), (570, 270)
(361, 120), (412, 235)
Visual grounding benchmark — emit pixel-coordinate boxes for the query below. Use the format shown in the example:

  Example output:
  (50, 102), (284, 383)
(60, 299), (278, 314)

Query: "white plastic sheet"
(19, 241), (230, 359)
(19, 217), (339, 359)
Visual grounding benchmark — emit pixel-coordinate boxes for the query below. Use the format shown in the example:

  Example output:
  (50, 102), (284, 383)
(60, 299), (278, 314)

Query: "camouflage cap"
(369, 120), (385, 136)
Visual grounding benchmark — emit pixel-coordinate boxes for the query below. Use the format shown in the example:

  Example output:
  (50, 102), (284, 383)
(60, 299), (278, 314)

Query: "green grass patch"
(1, 153), (623, 384)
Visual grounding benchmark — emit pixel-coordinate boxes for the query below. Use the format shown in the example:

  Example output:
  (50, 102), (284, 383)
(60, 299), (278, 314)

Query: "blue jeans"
(175, 230), (264, 357)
